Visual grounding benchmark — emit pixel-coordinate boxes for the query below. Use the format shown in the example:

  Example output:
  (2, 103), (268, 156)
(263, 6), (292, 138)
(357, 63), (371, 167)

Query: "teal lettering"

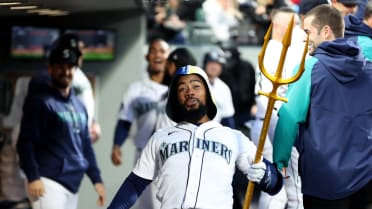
(212, 141), (219, 153)
(196, 138), (232, 164)
(179, 141), (189, 152)
(160, 141), (189, 163)
(160, 144), (169, 163)
(202, 140), (210, 150)
(170, 143), (178, 155)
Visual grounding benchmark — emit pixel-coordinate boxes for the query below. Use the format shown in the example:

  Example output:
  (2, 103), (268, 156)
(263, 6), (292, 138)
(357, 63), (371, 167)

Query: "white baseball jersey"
(154, 97), (177, 131)
(118, 77), (168, 149)
(256, 25), (307, 118)
(72, 67), (95, 125)
(133, 120), (257, 209)
(209, 77), (235, 123)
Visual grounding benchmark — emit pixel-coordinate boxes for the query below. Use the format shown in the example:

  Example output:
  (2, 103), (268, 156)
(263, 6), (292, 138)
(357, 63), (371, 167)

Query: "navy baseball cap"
(168, 48), (197, 70)
(48, 46), (79, 66)
(51, 33), (82, 57)
(203, 48), (226, 68)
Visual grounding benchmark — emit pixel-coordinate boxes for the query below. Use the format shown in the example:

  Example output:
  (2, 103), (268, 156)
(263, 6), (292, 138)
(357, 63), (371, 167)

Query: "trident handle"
(243, 15), (309, 209)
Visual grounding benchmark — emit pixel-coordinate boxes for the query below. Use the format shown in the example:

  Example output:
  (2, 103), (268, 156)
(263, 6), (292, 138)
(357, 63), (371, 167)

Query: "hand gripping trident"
(243, 15), (309, 209)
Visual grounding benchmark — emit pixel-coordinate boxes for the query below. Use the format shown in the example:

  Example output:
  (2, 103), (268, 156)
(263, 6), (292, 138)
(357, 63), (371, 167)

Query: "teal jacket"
(273, 38), (372, 199)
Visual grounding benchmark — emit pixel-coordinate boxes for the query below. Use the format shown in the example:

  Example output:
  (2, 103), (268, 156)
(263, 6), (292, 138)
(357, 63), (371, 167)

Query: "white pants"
(30, 177), (79, 209)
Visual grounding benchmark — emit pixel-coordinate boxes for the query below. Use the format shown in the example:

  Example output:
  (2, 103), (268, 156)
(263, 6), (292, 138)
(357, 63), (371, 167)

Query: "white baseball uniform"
(133, 120), (257, 209)
(72, 67), (95, 126)
(209, 77), (235, 123)
(252, 25), (306, 209)
(118, 76), (168, 149)
(117, 76), (168, 209)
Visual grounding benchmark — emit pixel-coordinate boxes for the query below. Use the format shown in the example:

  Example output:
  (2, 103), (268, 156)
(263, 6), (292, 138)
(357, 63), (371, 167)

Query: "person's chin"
(56, 81), (70, 89)
(150, 65), (165, 72)
(308, 47), (315, 56)
(186, 105), (199, 111)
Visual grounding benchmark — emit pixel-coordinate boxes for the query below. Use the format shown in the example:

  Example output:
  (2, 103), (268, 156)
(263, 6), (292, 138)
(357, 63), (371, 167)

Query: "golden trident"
(243, 15), (309, 209)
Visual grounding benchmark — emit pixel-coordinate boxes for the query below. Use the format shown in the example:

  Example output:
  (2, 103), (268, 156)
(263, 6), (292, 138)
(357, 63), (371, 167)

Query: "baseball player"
(111, 38), (170, 209)
(202, 48), (235, 128)
(16, 38), (105, 209)
(250, 7), (306, 209)
(155, 47), (197, 131)
(107, 65), (283, 209)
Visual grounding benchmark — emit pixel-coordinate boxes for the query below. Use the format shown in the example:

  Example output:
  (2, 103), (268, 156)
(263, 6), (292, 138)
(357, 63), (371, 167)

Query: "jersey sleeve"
(221, 81), (235, 118)
(72, 68), (96, 125)
(132, 133), (159, 180)
(17, 96), (46, 182)
(107, 172), (152, 209)
(117, 83), (138, 122)
(82, 121), (103, 184)
(235, 131), (257, 174)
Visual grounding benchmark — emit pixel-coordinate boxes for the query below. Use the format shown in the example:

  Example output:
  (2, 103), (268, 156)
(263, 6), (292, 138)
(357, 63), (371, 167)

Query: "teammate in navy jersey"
(17, 38), (105, 209)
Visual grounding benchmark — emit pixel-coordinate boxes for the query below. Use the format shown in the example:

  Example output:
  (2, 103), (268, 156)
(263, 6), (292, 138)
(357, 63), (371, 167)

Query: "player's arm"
(273, 60), (312, 170)
(246, 159), (283, 195)
(237, 131), (283, 195)
(111, 119), (132, 165)
(107, 172), (151, 209)
(82, 115), (104, 184)
(17, 96), (46, 198)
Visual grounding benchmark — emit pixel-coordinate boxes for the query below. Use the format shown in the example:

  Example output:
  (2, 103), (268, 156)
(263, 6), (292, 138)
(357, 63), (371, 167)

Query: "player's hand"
(246, 161), (266, 183)
(111, 145), (122, 166)
(90, 121), (102, 143)
(28, 179), (45, 198)
(94, 183), (106, 207)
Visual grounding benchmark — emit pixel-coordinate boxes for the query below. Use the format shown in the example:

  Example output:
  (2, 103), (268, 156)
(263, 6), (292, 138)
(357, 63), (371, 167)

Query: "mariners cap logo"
(70, 39), (77, 48)
(63, 49), (70, 58)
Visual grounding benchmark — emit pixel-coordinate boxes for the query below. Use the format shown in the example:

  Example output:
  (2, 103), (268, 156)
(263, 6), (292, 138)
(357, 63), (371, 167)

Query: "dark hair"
(299, 0), (328, 15)
(168, 48), (197, 69)
(365, 1), (372, 20)
(306, 4), (344, 38)
(147, 37), (168, 53)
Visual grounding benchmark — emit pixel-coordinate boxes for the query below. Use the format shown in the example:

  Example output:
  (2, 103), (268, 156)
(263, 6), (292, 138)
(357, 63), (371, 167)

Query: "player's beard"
(51, 75), (71, 90)
(178, 100), (208, 124)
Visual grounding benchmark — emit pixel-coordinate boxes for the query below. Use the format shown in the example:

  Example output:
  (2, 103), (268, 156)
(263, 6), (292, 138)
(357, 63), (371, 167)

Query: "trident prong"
(243, 15), (308, 209)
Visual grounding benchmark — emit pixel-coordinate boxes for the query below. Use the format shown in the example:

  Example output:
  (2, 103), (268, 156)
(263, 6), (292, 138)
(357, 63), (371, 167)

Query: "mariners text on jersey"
(160, 138), (233, 164)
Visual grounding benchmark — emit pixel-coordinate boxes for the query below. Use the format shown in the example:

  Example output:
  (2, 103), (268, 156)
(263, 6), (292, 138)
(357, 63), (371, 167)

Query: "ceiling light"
(0, 2), (22, 6)
(10, 5), (37, 10)
(27, 8), (69, 16)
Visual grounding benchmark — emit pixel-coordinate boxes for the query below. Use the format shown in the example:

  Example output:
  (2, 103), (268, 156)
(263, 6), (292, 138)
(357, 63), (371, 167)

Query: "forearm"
(84, 136), (103, 183)
(257, 159), (283, 195)
(16, 139), (40, 181)
(113, 120), (131, 146)
(17, 98), (44, 181)
(107, 172), (151, 209)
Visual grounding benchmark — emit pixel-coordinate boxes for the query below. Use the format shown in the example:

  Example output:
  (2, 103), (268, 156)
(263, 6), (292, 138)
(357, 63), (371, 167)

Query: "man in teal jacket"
(273, 4), (372, 209)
